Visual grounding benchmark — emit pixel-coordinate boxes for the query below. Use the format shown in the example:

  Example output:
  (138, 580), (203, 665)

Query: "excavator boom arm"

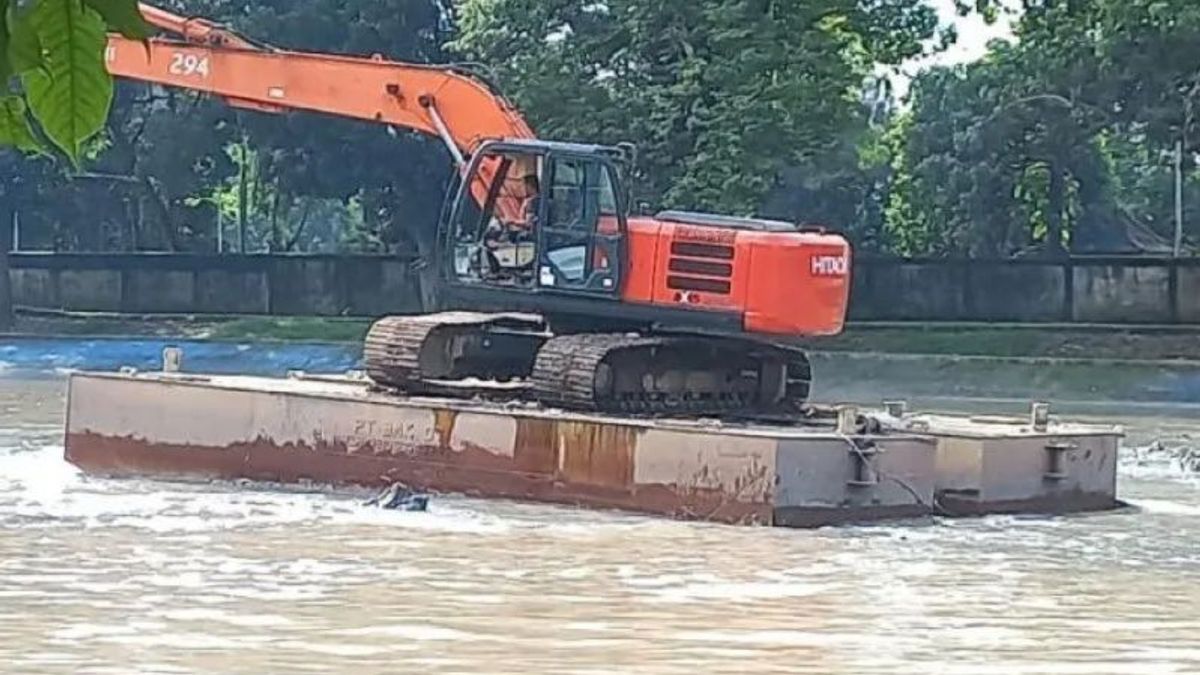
(108, 4), (536, 162)
(136, 3), (260, 50)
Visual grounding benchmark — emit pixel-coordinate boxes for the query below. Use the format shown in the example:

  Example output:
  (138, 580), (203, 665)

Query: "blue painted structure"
(0, 338), (360, 377)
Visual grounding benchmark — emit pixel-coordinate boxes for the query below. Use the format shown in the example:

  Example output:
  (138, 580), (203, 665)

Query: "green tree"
(451, 0), (940, 222)
(183, 0), (453, 256)
(886, 42), (1108, 256)
(890, 0), (1200, 256)
(3, 0), (453, 256)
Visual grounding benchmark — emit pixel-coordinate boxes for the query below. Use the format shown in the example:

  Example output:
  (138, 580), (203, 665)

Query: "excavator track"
(363, 312), (549, 398)
(530, 333), (812, 416)
(366, 314), (813, 417)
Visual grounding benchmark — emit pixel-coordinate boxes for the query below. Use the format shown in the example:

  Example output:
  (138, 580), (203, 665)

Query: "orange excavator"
(106, 4), (853, 417)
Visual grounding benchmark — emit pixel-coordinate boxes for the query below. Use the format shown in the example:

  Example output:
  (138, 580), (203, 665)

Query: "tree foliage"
(4, 0), (451, 254)
(888, 0), (1200, 256)
(4, 0), (1200, 259)
(451, 0), (940, 218)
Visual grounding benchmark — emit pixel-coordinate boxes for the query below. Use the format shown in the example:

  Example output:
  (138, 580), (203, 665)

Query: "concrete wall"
(850, 256), (1200, 324)
(7, 252), (1200, 324)
(8, 253), (423, 317)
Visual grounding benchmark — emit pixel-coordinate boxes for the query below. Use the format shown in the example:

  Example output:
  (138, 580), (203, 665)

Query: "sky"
(930, 0), (1016, 67)
(888, 0), (1017, 101)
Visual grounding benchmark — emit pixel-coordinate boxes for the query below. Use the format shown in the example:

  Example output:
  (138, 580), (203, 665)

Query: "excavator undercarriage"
(363, 313), (813, 417)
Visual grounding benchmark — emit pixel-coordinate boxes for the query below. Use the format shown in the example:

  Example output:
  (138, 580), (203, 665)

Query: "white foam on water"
(0, 440), (633, 540)
(1122, 499), (1200, 517)
(334, 624), (478, 641)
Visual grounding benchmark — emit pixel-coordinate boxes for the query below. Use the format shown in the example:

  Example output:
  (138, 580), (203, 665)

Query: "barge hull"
(62, 372), (1122, 527)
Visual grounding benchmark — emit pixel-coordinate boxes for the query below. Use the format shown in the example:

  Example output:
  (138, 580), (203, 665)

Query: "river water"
(2, 344), (1199, 674)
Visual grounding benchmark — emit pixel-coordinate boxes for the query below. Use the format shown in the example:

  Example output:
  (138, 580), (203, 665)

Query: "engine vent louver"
(668, 241), (734, 295)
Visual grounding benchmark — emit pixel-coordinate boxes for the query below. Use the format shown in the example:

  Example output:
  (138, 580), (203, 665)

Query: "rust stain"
(64, 428), (778, 526)
(700, 457), (773, 505)
(66, 431), (550, 502)
(433, 409), (457, 451)
(621, 459), (776, 526)
(556, 420), (636, 490)
(513, 417), (557, 475)
(664, 464), (773, 521)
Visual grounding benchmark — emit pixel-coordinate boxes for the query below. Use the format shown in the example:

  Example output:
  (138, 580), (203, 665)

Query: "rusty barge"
(62, 356), (1123, 528)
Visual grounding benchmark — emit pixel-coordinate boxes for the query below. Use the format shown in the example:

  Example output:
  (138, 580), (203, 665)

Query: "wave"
(812, 352), (1200, 406)
(1122, 439), (1200, 483)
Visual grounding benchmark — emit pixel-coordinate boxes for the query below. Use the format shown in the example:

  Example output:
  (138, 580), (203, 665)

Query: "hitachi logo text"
(810, 255), (848, 277)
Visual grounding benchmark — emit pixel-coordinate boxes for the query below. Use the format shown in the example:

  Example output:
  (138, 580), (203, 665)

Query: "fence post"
(265, 255), (276, 315)
(1169, 258), (1180, 324)
(191, 258), (202, 312)
(960, 258), (974, 320)
(0, 205), (11, 331)
(1062, 257), (1075, 322)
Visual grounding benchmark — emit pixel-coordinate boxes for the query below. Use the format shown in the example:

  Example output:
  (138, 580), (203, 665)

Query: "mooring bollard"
(836, 405), (859, 435)
(1044, 441), (1075, 481)
(162, 347), (183, 373)
(883, 400), (907, 418)
(1031, 401), (1050, 432)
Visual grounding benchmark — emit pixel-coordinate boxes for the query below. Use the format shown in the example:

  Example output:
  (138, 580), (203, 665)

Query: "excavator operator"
(521, 174), (542, 229)
(481, 169), (542, 284)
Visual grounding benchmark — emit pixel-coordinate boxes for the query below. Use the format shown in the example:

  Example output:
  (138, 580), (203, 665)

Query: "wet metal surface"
(64, 372), (1127, 526)
(65, 373), (951, 525)
(64, 372), (1124, 526)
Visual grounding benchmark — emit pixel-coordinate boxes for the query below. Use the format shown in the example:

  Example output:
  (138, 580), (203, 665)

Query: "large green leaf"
(83, 0), (150, 39)
(0, 95), (42, 153)
(20, 0), (112, 164)
(0, 0), (10, 83)
(6, 1), (47, 75)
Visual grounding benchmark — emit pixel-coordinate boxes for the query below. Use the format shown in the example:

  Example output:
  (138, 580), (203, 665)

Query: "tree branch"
(984, 93), (1108, 128)
(72, 173), (179, 251)
(284, 199), (312, 251)
(71, 171), (142, 184)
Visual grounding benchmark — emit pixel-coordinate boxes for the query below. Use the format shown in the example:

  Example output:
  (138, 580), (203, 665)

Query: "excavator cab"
(444, 140), (625, 301)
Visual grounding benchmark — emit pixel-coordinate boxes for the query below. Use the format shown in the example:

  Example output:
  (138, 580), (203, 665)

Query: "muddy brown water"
(2, 376), (1198, 674)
